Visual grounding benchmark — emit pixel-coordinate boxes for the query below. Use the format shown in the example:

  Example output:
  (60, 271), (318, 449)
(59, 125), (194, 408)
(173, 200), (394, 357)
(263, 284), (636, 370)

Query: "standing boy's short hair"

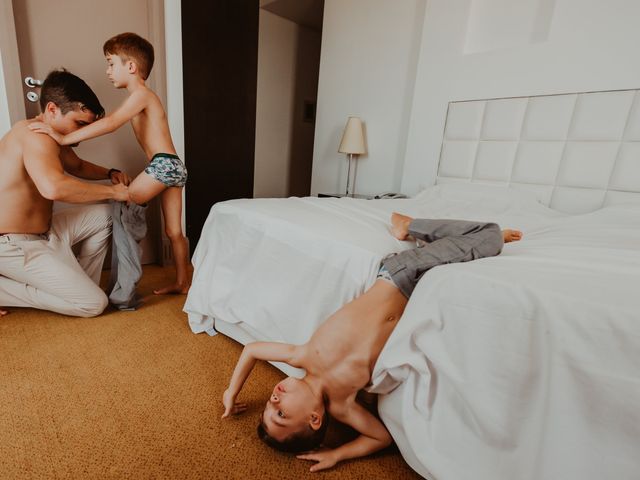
(103, 32), (155, 80)
(40, 69), (105, 118)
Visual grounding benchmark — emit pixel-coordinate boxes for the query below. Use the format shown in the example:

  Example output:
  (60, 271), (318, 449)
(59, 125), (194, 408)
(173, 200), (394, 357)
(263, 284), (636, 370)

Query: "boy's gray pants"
(107, 201), (147, 310)
(381, 219), (503, 298)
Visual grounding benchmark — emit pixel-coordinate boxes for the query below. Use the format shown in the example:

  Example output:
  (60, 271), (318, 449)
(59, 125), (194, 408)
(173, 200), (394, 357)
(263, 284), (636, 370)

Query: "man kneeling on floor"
(0, 70), (130, 318)
(222, 213), (523, 472)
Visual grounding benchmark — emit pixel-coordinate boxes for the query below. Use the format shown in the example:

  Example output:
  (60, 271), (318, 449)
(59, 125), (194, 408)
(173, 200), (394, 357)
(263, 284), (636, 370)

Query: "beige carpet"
(0, 266), (421, 479)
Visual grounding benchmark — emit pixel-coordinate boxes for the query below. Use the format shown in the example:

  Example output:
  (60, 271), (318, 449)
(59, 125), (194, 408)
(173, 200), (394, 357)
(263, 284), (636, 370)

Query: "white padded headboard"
(436, 89), (640, 213)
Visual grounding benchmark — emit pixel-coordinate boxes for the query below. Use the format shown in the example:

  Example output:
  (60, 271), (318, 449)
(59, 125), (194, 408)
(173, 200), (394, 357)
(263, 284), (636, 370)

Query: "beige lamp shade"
(338, 116), (366, 154)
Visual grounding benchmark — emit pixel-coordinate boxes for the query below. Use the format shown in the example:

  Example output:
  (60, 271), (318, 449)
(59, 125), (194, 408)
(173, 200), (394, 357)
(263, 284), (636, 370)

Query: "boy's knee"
(129, 190), (144, 205)
(164, 226), (184, 241)
(128, 185), (151, 206)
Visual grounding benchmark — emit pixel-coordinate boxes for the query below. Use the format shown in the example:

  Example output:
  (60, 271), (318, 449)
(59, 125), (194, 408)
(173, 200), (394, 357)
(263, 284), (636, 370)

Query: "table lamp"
(338, 116), (366, 196)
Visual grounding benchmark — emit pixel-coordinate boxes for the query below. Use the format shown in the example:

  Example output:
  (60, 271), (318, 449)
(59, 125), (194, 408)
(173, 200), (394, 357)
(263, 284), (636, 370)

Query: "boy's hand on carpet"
(297, 449), (338, 472)
(221, 389), (247, 418)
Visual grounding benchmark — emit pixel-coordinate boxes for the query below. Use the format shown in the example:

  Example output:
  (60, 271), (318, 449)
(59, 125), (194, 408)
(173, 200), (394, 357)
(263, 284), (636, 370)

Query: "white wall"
(254, 9), (321, 198)
(164, 0), (184, 169)
(163, 0), (186, 254)
(401, 0), (640, 194)
(254, 10), (298, 198)
(310, 0), (426, 196)
(288, 22), (322, 197)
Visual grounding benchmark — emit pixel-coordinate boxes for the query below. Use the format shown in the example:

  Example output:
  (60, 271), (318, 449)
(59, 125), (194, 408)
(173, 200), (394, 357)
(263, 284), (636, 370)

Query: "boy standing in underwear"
(222, 213), (522, 472)
(30, 33), (190, 295)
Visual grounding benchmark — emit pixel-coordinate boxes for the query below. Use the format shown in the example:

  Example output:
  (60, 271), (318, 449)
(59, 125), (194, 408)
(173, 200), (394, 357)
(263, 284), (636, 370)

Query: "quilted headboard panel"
(436, 89), (640, 213)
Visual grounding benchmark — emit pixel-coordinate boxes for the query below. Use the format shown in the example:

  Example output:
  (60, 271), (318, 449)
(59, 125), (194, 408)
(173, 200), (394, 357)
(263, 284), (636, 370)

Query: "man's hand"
(221, 389), (248, 418)
(297, 449), (339, 472)
(112, 183), (129, 202)
(109, 170), (132, 186)
(29, 121), (65, 145)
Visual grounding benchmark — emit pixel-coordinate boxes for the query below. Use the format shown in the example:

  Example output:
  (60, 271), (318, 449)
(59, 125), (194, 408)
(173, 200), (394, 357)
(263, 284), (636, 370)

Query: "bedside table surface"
(318, 193), (374, 199)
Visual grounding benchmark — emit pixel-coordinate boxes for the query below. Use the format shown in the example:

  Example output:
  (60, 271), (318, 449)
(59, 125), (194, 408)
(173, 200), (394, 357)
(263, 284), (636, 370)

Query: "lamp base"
(345, 153), (356, 196)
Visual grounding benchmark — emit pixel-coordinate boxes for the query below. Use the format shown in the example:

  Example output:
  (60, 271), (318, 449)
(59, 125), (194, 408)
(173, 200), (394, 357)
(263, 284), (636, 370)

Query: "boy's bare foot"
(153, 283), (190, 295)
(391, 212), (413, 240)
(502, 229), (523, 243)
(0, 308), (8, 317)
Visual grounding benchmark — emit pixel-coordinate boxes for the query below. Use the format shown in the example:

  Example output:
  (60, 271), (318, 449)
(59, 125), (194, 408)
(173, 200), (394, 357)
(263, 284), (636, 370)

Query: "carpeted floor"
(0, 266), (421, 479)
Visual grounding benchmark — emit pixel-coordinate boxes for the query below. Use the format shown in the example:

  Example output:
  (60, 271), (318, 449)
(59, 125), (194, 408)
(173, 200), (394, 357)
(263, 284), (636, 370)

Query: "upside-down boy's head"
(257, 377), (329, 453)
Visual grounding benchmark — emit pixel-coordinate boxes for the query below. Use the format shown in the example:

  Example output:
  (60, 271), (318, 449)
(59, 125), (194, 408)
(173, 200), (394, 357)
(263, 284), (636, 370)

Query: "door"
(182, 0), (259, 253)
(0, 0), (168, 264)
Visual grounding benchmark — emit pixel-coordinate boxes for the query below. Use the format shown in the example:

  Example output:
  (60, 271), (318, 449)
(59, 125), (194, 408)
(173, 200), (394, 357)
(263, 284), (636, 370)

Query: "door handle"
(24, 76), (43, 88)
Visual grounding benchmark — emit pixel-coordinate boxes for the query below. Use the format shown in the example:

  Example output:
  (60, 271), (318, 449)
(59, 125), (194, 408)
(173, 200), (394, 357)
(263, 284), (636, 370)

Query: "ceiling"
(260, 0), (324, 32)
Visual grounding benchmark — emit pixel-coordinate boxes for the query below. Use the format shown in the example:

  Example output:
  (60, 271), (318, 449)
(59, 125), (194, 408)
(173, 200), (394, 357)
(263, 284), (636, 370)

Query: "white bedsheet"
(370, 201), (640, 480)
(184, 184), (640, 479)
(185, 195), (411, 344)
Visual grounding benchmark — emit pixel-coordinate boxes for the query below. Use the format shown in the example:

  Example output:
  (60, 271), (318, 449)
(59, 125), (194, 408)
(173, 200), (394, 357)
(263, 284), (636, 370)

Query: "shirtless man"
(0, 69), (130, 317)
(221, 213), (522, 472)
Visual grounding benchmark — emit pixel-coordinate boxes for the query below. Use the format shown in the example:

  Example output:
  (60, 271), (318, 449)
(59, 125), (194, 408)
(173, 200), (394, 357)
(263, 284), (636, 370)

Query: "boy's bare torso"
(0, 120), (53, 234)
(298, 280), (408, 416)
(130, 87), (176, 159)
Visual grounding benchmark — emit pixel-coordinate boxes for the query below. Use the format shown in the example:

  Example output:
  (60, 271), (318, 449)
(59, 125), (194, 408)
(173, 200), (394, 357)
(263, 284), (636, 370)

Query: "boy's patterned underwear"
(144, 153), (188, 187)
(376, 262), (398, 288)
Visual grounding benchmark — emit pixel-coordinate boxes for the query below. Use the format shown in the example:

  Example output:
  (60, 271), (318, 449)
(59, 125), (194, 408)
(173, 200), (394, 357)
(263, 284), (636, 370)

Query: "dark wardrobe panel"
(182, 0), (258, 253)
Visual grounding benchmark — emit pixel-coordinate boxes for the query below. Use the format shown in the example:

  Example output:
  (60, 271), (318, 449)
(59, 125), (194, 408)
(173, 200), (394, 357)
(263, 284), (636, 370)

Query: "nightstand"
(318, 193), (374, 199)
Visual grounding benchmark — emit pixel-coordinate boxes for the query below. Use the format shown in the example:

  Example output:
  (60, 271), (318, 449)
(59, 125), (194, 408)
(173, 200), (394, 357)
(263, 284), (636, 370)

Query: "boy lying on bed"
(222, 213), (522, 472)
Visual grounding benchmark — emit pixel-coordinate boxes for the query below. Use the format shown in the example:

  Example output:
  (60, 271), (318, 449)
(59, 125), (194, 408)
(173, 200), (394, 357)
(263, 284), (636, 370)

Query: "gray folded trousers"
(107, 201), (148, 310)
(381, 219), (503, 298)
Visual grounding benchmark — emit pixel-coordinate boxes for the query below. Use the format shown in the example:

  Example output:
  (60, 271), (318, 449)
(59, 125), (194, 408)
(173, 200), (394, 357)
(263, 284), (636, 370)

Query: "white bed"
(184, 89), (640, 479)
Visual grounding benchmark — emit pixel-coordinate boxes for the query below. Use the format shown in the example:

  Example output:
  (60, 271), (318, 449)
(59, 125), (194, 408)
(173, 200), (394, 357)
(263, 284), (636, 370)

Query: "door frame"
(0, 0), (26, 134)
(162, 0), (186, 236)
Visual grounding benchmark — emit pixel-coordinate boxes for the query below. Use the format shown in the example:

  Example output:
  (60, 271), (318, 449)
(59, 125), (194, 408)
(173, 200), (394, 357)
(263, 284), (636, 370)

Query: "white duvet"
(185, 194), (413, 344)
(371, 191), (640, 480)
(185, 184), (640, 479)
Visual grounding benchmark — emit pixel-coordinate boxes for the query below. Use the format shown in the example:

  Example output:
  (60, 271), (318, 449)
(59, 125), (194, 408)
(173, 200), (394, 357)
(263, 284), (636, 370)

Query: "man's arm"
(29, 90), (148, 145)
(23, 134), (129, 203)
(60, 147), (131, 185)
(297, 402), (392, 472)
(222, 342), (302, 418)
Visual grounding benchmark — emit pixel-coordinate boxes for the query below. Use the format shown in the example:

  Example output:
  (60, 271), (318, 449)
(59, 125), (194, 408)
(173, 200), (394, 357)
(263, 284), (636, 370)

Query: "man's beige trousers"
(0, 204), (112, 317)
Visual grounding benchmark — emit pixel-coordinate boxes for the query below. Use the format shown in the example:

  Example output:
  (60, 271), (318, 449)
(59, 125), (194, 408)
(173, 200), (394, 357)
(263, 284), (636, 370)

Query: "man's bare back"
(0, 114), (129, 235)
(0, 120), (58, 234)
